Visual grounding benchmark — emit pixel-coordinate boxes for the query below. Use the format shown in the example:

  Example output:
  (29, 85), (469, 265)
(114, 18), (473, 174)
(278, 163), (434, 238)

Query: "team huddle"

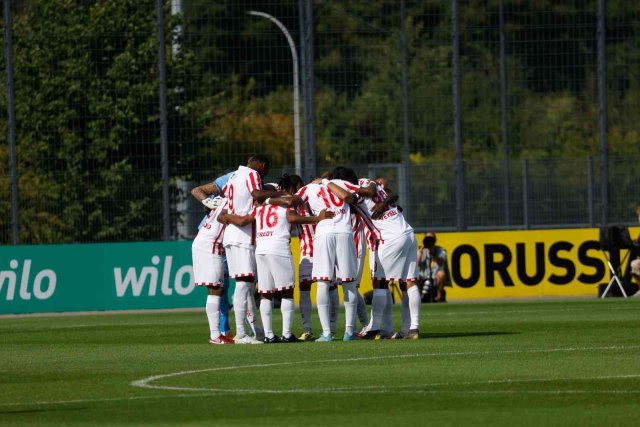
(191, 155), (421, 344)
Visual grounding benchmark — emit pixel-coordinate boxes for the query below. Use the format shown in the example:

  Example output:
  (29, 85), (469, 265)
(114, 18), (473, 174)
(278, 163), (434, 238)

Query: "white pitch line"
(131, 344), (640, 392)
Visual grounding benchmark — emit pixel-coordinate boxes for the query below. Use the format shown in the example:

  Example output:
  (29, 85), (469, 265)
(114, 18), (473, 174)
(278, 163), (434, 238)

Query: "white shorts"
(224, 244), (256, 279)
(192, 246), (225, 287)
(256, 253), (295, 294)
(312, 233), (357, 282)
(299, 256), (314, 283)
(372, 233), (418, 283)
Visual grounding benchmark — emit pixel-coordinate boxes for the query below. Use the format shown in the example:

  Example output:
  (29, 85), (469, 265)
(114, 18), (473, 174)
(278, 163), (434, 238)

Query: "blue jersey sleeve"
(214, 172), (234, 192)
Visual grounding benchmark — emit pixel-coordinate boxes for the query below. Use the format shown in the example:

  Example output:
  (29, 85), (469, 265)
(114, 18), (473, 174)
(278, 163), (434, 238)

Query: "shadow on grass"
(422, 331), (518, 339)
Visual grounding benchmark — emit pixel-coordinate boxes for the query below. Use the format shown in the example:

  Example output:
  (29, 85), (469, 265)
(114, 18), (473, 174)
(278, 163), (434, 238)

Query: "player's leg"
(193, 246), (232, 344)
(403, 234), (421, 339)
(257, 253), (278, 343)
(274, 254), (299, 342)
(354, 243), (369, 328)
(298, 256), (315, 340)
(335, 233), (359, 341)
(219, 275), (231, 337)
(226, 245), (260, 344)
(280, 287), (301, 342)
(329, 282), (339, 337)
(312, 234), (335, 342)
(381, 285), (394, 338)
(361, 247), (386, 339)
(246, 283), (264, 340)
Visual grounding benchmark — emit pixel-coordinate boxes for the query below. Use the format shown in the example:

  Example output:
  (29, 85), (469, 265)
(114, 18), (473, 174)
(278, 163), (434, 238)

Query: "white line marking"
(131, 345), (640, 392)
(2, 345), (638, 408)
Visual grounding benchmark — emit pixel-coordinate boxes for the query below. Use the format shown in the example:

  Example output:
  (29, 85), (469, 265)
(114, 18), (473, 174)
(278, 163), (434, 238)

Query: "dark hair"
(278, 173), (304, 193)
(332, 166), (358, 184)
(248, 154), (270, 166)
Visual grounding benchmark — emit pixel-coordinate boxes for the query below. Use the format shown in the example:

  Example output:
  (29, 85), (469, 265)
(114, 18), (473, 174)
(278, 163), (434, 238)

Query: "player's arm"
(326, 181), (355, 204)
(265, 195), (303, 208)
(191, 182), (221, 209)
(218, 209), (254, 226)
(357, 181), (377, 198)
(372, 185), (399, 219)
(251, 188), (287, 203)
(287, 209), (335, 224)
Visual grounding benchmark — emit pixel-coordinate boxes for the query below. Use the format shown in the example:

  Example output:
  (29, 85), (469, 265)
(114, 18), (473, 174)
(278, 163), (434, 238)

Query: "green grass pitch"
(1, 298), (639, 426)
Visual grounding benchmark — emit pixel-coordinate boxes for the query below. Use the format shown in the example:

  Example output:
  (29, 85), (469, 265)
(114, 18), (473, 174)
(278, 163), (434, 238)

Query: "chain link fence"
(1, 0), (639, 244)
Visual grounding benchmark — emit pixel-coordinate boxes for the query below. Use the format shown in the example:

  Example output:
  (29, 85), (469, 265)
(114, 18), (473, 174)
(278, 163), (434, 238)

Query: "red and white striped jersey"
(251, 204), (292, 257)
(295, 197), (316, 257)
(222, 165), (262, 246)
(192, 198), (227, 255)
(295, 180), (359, 237)
(358, 178), (413, 242)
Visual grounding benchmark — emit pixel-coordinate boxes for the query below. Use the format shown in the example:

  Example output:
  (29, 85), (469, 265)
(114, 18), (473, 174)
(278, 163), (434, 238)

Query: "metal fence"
(1, 0), (639, 244)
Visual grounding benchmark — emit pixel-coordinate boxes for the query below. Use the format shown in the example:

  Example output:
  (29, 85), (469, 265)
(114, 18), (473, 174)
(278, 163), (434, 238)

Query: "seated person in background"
(629, 206), (640, 296)
(417, 232), (451, 303)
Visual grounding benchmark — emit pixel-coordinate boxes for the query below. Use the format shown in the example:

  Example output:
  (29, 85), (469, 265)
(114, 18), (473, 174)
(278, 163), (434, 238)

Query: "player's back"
(193, 198), (227, 255)
(359, 178), (413, 240)
(223, 165), (262, 247)
(296, 180), (357, 237)
(253, 204), (292, 257)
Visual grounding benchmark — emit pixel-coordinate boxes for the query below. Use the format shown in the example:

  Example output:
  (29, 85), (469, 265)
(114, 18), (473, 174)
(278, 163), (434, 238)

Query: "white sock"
(259, 298), (274, 339)
(316, 281), (331, 336)
(281, 298), (294, 338)
(299, 290), (312, 332)
(356, 289), (369, 326)
(329, 286), (339, 334)
(401, 289), (410, 334)
(206, 295), (221, 340)
(408, 285), (421, 330)
(382, 289), (394, 335)
(233, 281), (250, 337)
(342, 283), (357, 336)
(245, 285), (260, 335)
(370, 289), (387, 331)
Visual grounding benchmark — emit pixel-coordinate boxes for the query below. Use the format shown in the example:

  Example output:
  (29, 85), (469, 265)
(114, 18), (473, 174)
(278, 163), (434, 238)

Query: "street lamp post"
(248, 11), (301, 177)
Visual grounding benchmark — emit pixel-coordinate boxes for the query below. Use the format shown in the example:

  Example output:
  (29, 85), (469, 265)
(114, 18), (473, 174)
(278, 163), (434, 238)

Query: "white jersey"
(358, 178), (413, 242)
(251, 204), (292, 257)
(295, 179), (359, 237)
(192, 198), (227, 255)
(222, 165), (262, 247)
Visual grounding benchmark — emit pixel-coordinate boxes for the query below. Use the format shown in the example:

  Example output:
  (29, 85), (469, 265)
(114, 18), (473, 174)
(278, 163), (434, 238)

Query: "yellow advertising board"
(291, 227), (639, 301)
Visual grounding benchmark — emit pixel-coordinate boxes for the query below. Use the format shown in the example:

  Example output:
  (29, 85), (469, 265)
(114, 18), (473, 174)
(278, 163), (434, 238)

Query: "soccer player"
(254, 182), (334, 342)
(358, 178), (420, 339)
(220, 155), (283, 344)
(191, 196), (234, 344)
(294, 167), (362, 342)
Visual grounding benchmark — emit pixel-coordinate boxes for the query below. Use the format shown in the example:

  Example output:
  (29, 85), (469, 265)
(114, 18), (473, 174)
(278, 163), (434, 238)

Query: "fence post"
(451, 0), (466, 231)
(499, 0), (511, 227)
(156, 0), (171, 240)
(588, 156), (595, 227)
(299, 0), (316, 181)
(597, 0), (608, 227)
(522, 158), (529, 229)
(4, 0), (19, 244)
(400, 0), (411, 221)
